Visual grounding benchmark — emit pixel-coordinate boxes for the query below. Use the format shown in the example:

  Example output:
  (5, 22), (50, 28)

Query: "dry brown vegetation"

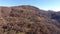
(0, 5), (60, 34)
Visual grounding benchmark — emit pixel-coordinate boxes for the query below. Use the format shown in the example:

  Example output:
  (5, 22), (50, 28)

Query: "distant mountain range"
(0, 5), (60, 34)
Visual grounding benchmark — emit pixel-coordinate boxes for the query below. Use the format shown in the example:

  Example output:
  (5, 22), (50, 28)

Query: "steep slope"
(0, 5), (60, 34)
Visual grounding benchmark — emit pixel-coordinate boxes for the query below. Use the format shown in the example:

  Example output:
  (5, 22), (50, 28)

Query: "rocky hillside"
(0, 5), (60, 34)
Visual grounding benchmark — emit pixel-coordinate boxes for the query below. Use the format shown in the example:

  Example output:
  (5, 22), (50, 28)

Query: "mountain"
(0, 5), (60, 34)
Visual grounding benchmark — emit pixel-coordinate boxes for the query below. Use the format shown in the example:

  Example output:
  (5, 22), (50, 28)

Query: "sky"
(0, 0), (60, 11)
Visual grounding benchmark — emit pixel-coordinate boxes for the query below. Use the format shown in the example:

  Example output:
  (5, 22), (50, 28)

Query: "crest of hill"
(0, 5), (60, 34)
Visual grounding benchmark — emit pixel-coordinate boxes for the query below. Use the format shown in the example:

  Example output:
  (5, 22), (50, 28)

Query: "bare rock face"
(0, 5), (60, 34)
